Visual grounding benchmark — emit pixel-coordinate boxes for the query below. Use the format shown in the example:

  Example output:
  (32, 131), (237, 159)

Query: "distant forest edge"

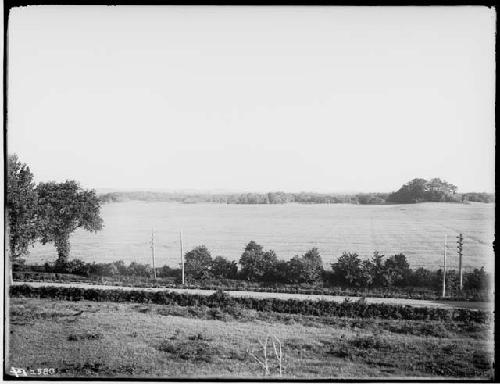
(99, 178), (494, 205)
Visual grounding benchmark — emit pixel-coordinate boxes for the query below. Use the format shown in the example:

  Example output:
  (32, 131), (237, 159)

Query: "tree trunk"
(55, 235), (71, 261)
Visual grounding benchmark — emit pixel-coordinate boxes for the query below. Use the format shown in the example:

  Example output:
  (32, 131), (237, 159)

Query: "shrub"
(157, 340), (214, 362)
(68, 332), (102, 341)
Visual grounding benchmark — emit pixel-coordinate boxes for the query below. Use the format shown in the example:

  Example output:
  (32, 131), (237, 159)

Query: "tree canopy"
(287, 248), (324, 284)
(36, 180), (103, 261)
(387, 178), (459, 203)
(239, 241), (278, 281)
(211, 256), (238, 279)
(330, 251), (412, 288)
(7, 155), (104, 268)
(184, 245), (213, 280)
(6, 154), (39, 260)
(331, 252), (363, 286)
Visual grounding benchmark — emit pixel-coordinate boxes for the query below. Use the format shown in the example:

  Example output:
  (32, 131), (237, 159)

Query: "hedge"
(9, 284), (490, 323)
(12, 273), (490, 302)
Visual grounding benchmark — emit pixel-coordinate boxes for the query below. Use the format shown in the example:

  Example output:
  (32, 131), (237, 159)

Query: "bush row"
(17, 245), (489, 297)
(12, 272), (490, 302)
(10, 284), (490, 323)
(13, 272), (89, 283)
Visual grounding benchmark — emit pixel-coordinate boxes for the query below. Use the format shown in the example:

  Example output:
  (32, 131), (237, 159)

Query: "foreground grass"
(6, 298), (494, 379)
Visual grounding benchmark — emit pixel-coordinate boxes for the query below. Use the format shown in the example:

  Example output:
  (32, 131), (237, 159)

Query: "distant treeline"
(98, 190), (386, 204)
(17, 241), (489, 294)
(99, 178), (494, 205)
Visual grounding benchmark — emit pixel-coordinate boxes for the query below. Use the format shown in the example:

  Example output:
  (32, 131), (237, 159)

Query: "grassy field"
(6, 297), (494, 379)
(25, 202), (495, 270)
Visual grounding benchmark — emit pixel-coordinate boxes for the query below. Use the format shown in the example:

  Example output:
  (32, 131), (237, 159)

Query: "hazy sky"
(8, 6), (496, 193)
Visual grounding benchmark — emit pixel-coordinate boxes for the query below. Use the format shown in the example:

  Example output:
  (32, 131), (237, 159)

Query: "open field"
(11, 201), (494, 379)
(11, 281), (492, 311)
(25, 202), (495, 270)
(6, 297), (494, 379)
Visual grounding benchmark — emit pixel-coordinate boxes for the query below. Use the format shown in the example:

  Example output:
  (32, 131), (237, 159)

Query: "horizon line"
(93, 187), (496, 195)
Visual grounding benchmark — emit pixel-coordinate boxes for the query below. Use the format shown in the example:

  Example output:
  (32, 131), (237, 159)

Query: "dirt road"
(11, 281), (492, 311)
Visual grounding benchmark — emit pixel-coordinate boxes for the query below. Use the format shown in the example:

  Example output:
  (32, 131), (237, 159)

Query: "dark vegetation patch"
(286, 338), (323, 357)
(68, 332), (102, 341)
(156, 339), (216, 363)
(155, 330), (246, 363)
(10, 306), (84, 326)
(157, 305), (190, 317)
(326, 335), (493, 377)
(314, 317), (490, 339)
(188, 332), (213, 342)
(207, 307), (230, 321)
(155, 304), (232, 321)
(387, 321), (451, 338)
(134, 306), (151, 313)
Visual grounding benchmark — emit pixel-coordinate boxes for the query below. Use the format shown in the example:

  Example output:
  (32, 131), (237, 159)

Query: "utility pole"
(442, 234), (447, 298)
(180, 230), (184, 285)
(457, 233), (463, 290)
(151, 229), (157, 279)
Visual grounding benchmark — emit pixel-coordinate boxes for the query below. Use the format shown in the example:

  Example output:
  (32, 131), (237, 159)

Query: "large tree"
(387, 177), (458, 204)
(369, 251), (387, 287)
(6, 154), (39, 262)
(287, 248), (324, 284)
(301, 247), (324, 284)
(211, 256), (238, 279)
(331, 252), (363, 287)
(426, 178), (458, 202)
(286, 255), (305, 284)
(239, 241), (278, 281)
(387, 178), (428, 203)
(382, 253), (410, 287)
(36, 181), (103, 261)
(184, 245), (213, 280)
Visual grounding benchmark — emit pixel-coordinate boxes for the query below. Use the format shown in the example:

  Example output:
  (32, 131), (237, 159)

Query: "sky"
(7, 6), (496, 193)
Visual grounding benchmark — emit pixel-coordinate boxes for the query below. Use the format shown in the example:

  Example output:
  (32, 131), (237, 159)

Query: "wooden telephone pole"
(151, 229), (157, 279)
(457, 233), (463, 290)
(180, 230), (185, 285)
(442, 234), (447, 298)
